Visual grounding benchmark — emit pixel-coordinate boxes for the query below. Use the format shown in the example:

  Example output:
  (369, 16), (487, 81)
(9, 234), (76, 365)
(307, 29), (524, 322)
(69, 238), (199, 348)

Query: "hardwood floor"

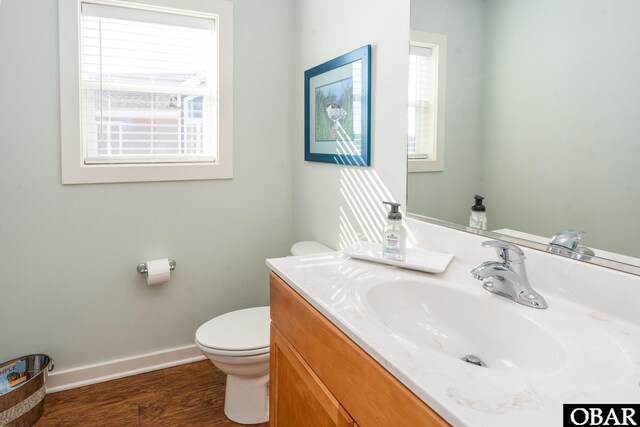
(36, 361), (269, 427)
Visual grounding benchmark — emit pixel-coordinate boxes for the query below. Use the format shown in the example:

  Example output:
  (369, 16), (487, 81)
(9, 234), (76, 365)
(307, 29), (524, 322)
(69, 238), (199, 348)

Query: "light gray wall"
(407, 0), (486, 226)
(482, 0), (640, 256)
(292, 0), (410, 249)
(0, 0), (294, 370)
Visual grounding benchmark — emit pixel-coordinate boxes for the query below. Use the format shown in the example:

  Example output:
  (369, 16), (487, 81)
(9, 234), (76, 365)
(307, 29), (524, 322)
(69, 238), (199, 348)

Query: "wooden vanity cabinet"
(269, 272), (449, 427)
(270, 326), (355, 427)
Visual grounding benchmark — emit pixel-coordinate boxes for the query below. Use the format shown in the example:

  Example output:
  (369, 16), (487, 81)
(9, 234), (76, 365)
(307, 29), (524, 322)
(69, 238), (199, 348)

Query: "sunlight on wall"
(330, 126), (365, 166)
(338, 167), (415, 250)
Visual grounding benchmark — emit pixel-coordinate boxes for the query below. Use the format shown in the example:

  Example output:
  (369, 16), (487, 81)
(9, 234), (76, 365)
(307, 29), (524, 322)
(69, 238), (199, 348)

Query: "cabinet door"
(270, 325), (355, 427)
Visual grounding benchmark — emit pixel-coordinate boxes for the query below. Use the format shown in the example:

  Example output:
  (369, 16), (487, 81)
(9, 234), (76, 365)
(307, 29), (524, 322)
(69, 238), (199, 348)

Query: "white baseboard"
(46, 344), (206, 393)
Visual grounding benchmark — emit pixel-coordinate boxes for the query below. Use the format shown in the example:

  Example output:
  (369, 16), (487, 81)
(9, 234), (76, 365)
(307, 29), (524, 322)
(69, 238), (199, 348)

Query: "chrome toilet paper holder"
(137, 259), (177, 275)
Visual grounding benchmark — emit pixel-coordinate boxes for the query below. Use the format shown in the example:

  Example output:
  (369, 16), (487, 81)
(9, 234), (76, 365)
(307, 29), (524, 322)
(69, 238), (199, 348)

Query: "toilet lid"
(195, 306), (270, 352)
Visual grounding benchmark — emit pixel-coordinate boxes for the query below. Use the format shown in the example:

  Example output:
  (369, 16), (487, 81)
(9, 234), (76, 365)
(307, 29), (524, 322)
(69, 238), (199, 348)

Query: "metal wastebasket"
(0, 355), (53, 427)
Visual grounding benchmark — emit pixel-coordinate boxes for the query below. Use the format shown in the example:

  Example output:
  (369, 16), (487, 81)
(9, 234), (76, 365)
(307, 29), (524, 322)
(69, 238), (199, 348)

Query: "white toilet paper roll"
(146, 258), (171, 286)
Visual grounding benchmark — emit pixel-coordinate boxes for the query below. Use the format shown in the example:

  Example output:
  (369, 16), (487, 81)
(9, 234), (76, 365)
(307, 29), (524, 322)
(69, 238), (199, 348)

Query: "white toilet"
(195, 241), (333, 424)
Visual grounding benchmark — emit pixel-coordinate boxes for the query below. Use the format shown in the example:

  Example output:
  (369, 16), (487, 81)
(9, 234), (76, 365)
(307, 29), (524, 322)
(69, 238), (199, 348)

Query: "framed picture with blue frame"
(304, 45), (371, 166)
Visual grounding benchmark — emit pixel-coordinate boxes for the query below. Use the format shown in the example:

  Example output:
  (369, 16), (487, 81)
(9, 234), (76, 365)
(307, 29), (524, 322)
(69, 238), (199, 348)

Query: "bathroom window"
(59, 0), (233, 184)
(407, 31), (446, 173)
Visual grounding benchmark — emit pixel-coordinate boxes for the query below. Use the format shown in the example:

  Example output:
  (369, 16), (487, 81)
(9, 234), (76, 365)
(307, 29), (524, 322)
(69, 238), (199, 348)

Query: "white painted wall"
(0, 0), (294, 370)
(407, 0), (486, 226)
(292, 0), (410, 249)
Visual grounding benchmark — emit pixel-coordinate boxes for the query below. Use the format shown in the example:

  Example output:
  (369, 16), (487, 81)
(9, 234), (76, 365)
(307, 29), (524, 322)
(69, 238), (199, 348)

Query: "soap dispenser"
(382, 201), (406, 261)
(469, 195), (487, 230)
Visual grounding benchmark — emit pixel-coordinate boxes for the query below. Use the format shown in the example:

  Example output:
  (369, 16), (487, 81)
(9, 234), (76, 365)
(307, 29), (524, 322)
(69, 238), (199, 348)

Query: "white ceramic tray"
(342, 241), (453, 273)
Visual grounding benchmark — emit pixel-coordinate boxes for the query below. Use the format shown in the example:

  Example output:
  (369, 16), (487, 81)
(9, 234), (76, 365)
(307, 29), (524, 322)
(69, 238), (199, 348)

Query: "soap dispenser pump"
(469, 195), (487, 230)
(382, 201), (406, 261)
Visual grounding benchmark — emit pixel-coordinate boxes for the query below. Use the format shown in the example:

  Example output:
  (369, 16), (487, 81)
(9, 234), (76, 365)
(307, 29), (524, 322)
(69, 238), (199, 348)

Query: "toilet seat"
(196, 342), (270, 357)
(195, 306), (270, 357)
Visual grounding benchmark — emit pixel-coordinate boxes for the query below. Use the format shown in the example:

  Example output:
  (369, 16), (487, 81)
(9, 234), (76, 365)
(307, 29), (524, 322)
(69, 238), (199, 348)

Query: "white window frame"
(59, 0), (233, 184)
(408, 30), (447, 173)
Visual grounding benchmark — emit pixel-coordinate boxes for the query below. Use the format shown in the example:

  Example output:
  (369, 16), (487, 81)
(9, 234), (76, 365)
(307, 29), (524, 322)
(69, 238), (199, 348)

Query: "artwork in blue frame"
(304, 45), (371, 166)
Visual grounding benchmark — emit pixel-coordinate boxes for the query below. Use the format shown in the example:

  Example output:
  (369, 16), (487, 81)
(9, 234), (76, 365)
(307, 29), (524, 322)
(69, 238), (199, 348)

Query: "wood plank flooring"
(36, 361), (269, 427)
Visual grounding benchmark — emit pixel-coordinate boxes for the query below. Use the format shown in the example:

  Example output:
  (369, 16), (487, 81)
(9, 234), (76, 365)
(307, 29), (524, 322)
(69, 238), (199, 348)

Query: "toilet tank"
(290, 241), (333, 256)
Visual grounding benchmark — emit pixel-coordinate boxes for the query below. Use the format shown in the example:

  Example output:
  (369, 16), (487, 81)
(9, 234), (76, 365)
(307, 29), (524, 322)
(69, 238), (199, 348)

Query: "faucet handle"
(549, 230), (584, 250)
(480, 240), (525, 263)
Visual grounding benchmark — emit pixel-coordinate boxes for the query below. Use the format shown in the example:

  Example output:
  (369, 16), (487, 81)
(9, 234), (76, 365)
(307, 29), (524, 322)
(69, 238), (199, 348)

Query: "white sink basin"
(365, 279), (567, 374)
(267, 250), (640, 427)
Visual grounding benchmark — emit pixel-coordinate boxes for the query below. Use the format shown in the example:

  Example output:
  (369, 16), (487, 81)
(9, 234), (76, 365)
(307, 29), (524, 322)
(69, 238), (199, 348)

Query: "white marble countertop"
(267, 251), (640, 427)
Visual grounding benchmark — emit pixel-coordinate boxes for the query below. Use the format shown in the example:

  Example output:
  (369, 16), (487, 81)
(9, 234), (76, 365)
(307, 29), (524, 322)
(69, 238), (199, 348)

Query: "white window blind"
(408, 43), (437, 160)
(80, 2), (218, 165)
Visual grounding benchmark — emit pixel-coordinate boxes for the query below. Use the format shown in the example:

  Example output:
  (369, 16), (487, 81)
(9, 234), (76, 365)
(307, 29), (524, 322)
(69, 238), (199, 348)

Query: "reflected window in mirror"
(408, 31), (446, 173)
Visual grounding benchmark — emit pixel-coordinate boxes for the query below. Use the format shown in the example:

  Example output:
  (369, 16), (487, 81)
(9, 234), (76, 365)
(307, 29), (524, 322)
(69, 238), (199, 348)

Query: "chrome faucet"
(548, 230), (595, 261)
(471, 241), (548, 309)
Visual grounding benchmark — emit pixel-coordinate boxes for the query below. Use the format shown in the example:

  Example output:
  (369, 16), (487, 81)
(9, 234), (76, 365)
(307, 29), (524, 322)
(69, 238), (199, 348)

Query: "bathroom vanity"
(269, 272), (446, 426)
(267, 218), (640, 427)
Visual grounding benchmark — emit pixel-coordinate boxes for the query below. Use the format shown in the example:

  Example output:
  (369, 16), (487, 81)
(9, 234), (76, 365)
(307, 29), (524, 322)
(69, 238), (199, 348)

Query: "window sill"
(61, 162), (232, 184)
(408, 158), (444, 173)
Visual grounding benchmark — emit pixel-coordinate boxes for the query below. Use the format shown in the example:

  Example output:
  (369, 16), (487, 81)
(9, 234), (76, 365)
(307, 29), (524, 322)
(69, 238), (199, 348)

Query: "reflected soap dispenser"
(382, 201), (406, 261)
(469, 194), (487, 230)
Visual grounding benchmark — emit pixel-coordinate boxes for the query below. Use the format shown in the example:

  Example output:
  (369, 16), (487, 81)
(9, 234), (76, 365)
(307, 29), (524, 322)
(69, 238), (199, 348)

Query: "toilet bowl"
(196, 241), (333, 424)
(196, 307), (270, 424)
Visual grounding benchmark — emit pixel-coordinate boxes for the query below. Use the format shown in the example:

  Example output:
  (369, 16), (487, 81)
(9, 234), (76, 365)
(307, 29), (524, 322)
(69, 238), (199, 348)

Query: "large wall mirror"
(407, 0), (640, 272)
